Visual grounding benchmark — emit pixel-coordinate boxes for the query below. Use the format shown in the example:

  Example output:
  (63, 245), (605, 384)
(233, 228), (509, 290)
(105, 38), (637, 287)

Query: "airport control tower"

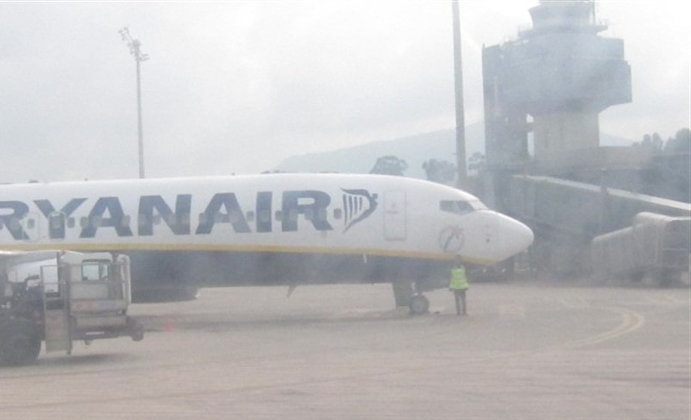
(482, 0), (631, 168)
(479, 1), (645, 276)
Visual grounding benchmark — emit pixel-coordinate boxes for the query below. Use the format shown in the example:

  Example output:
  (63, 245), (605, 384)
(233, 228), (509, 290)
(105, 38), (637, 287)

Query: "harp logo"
(341, 189), (378, 232)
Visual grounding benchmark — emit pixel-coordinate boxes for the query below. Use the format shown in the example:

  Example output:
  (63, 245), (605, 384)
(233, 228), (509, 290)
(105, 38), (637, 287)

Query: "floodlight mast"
(119, 27), (149, 179)
(451, 1), (467, 189)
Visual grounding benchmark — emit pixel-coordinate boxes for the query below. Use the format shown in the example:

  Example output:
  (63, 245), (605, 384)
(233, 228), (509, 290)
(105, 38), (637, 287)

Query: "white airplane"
(0, 173), (533, 312)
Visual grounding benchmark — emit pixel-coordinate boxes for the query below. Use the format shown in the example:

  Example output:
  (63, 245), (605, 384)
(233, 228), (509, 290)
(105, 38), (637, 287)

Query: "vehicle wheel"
(127, 318), (144, 342)
(0, 319), (41, 366)
(409, 294), (429, 315)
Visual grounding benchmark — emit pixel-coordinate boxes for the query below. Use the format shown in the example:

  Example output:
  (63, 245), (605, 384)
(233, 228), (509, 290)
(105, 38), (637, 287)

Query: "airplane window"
(440, 200), (474, 215)
(67, 217), (75, 228)
(274, 210), (283, 221)
(27, 219), (35, 229)
(10, 217), (21, 231)
(80, 217), (88, 228)
(215, 213), (229, 223)
(258, 210), (270, 223)
(122, 215), (131, 227)
(318, 208), (328, 221)
(304, 208), (314, 221)
(333, 209), (342, 220)
(153, 215), (161, 225)
(246, 211), (255, 222)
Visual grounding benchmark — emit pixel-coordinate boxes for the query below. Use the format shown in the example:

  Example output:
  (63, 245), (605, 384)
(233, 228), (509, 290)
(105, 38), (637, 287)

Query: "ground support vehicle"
(0, 252), (144, 366)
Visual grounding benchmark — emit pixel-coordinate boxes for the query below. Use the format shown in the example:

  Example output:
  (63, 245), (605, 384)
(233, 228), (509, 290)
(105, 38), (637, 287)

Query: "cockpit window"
(470, 199), (488, 210)
(440, 199), (488, 215)
(440, 200), (475, 215)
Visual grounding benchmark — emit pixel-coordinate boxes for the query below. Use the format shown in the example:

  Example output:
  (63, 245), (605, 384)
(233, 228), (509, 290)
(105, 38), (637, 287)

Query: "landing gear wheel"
(0, 319), (41, 366)
(409, 294), (429, 315)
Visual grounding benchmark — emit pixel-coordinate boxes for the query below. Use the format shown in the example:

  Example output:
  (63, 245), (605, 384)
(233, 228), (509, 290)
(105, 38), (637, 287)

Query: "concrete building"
(479, 1), (690, 279)
(482, 0), (631, 167)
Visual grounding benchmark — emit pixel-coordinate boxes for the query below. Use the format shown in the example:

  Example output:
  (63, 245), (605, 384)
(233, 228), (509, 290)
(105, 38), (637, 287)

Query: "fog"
(0, 2), (689, 418)
(0, 1), (688, 182)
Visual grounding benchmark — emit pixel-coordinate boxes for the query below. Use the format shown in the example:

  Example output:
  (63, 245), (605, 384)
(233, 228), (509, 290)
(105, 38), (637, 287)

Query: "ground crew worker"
(449, 261), (469, 316)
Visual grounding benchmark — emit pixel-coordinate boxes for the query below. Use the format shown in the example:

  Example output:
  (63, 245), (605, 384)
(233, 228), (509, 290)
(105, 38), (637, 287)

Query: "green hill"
(275, 123), (633, 179)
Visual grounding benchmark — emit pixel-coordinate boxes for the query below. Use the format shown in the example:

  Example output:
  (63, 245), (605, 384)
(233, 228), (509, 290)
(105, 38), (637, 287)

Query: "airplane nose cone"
(509, 218), (534, 254)
(489, 212), (534, 261)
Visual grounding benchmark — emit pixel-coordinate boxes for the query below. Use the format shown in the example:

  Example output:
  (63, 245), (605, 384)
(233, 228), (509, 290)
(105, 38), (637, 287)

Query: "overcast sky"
(0, 1), (688, 182)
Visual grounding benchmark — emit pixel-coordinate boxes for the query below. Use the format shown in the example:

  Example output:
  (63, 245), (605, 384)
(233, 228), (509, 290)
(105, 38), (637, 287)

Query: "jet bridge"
(503, 175), (691, 279)
(591, 212), (690, 285)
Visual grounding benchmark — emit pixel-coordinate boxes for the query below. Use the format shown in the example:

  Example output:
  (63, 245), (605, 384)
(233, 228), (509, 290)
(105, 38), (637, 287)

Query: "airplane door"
(48, 211), (66, 241)
(383, 191), (406, 240)
(19, 212), (40, 242)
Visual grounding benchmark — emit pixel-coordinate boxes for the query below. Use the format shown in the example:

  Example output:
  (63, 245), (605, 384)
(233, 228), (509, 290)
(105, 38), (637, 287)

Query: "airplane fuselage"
(0, 174), (532, 264)
(0, 174), (533, 301)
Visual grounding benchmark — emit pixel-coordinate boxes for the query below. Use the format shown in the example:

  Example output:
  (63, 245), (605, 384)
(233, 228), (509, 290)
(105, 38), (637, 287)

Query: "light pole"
(119, 27), (149, 179)
(451, 1), (467, 189)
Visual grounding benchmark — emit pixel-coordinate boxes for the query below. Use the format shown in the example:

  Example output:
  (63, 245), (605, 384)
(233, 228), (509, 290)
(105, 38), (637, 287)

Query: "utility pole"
(451, 1), (468, 189)
(119, 27), (149, 179)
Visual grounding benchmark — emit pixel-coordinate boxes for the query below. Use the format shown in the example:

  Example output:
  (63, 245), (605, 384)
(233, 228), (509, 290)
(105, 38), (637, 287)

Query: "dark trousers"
(453, 289), (467, 316)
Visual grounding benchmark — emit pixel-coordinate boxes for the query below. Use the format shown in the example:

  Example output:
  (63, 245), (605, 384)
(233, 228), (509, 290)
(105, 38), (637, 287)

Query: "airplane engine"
(128, 252), (198, 302)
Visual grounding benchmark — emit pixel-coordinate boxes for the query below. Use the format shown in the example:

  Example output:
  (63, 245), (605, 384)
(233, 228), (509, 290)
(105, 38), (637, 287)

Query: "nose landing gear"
(409, 294), (430, 315)
(391, 278), (430, 316)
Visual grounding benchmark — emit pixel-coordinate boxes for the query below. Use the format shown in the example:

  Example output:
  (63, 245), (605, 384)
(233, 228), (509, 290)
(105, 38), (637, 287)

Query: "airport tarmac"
(1, 281), (689, 419)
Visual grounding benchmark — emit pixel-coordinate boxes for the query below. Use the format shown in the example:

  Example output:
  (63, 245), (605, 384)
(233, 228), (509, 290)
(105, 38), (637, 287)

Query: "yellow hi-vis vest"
(449, 267), (469, 290)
